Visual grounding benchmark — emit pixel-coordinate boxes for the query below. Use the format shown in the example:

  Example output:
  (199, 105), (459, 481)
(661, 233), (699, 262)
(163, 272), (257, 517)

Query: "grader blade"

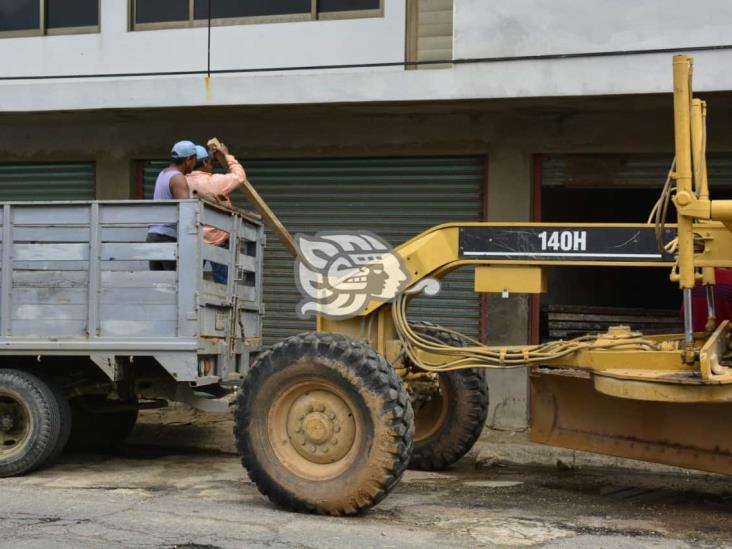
(530, 371), (732, 475)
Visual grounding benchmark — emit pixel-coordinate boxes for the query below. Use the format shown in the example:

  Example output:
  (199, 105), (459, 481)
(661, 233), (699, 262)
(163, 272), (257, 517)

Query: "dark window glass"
(0, 0), (40, 32)
(193, 0), (311, 19)
(318, 0), (380, 12)
(47, 0), (99, 29)
(135, 0), (189, 24)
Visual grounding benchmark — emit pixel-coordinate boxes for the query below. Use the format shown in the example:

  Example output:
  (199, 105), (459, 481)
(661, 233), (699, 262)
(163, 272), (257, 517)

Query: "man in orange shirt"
(187, 142), (247, 283)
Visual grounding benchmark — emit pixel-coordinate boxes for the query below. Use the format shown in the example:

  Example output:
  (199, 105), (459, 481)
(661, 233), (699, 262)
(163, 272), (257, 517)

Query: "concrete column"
(484, 146), (532, 430)
(96, 155), (133, 200)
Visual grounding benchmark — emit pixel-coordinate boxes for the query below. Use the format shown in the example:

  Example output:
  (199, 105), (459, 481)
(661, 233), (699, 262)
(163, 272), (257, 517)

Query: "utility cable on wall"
(2, 43), (732, 81)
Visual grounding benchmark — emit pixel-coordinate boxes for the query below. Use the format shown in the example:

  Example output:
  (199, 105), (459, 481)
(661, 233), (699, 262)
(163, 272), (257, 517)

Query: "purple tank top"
(148, 168), (179, 238)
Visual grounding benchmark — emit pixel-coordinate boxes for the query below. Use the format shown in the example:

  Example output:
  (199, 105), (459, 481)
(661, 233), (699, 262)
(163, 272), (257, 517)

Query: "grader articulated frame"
(236, 55), (732, 516)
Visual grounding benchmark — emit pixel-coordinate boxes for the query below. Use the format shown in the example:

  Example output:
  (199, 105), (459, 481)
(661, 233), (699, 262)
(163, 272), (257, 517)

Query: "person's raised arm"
(210, 143), (246, 195)
(169, 173), (190, 199)
(214, 142), (230, 171)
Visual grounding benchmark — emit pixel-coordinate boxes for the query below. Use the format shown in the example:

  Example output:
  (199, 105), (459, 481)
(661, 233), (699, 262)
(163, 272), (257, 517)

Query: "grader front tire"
(234, 332), (414, 516)
(409, 322), (490, 471)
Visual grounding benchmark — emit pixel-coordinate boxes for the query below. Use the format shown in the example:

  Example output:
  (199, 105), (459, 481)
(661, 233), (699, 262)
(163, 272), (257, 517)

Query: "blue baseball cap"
(171, 140), (197, 159)
(195, 145), (209, 161)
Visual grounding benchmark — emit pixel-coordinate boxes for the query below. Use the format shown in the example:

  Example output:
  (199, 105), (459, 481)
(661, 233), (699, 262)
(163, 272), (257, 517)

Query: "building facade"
(2, 0), (732, 428)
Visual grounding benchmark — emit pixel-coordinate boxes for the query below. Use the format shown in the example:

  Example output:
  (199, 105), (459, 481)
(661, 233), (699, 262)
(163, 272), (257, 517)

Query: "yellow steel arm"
(353, 221), (732, 317)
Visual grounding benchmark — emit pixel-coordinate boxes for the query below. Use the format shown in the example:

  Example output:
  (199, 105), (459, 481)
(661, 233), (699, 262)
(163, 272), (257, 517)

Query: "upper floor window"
(0, 0), (100, 37)
(131, 0), (382, 30)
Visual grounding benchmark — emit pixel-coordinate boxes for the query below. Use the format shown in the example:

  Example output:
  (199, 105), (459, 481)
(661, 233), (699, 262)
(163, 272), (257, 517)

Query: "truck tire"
(408, 322), (489, 471)
(46, 380), (72, 463)
(66, 396), (138, 453)
(0, 369), (66, 477)
(235, 332), (414, 516)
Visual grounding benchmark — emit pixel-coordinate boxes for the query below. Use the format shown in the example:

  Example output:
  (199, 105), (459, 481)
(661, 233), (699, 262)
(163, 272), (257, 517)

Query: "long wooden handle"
(239, 178), (300, 259)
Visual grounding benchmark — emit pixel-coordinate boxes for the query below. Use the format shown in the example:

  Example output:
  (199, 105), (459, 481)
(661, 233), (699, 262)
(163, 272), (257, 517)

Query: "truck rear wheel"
(47, 380), (72, 462)
(0, 369), (66, 477)
(408, 322), (489, 471)
(235, 332), (414, 516)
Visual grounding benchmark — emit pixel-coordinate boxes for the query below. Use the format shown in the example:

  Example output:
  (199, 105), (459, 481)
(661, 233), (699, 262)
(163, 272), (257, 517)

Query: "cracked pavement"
(1, 447), (731, 548)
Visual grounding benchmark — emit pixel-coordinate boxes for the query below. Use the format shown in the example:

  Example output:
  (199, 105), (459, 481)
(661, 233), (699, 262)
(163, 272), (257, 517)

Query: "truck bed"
(0, 200), (264, 384)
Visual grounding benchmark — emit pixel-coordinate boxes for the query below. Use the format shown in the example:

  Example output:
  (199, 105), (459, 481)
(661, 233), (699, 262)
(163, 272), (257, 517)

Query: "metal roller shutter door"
(144, 156), (484, 345)
(0, 163), (95, 200)
(538, 153), (732, 339)
(142, 162), (164, 199)
(541, 153), (732, 188)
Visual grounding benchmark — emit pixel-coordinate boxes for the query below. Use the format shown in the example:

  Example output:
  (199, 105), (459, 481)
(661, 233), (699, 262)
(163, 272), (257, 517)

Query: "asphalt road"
(1, 446), (731, 548)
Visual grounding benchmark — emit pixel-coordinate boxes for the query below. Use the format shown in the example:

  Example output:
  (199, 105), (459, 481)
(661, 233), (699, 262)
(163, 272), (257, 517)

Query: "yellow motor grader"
(235, 55), (732, 515)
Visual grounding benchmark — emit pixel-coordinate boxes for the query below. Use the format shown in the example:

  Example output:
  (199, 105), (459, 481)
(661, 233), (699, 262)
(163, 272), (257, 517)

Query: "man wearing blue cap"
(146, 140), (198, 271)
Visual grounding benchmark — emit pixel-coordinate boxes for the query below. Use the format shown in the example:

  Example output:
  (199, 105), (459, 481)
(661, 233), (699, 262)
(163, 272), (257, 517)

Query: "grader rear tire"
(408, 322), (489, 471)
(234, 332), (414, 516)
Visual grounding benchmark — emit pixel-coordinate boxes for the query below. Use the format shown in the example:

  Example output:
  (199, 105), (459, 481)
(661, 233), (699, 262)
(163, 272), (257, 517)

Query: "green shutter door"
(142, 161), (164, 199)
(0, 163), (95, 200)
(541, 153), (732, 188)
(143, 156), (484, 345)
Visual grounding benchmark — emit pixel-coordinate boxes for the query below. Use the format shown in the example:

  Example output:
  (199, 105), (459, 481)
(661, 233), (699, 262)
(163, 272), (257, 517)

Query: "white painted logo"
(295, 232), (410, 319)
(538, 230), (587, 252)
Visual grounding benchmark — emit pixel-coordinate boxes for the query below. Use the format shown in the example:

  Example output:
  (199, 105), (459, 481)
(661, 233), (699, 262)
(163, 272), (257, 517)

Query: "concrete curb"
(128, 406), (715, 478)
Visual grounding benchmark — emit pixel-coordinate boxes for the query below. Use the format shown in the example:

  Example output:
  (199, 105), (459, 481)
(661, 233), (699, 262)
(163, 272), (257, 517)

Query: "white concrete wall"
(454, 0), (732, 59)
(3, 0), (732, 112)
